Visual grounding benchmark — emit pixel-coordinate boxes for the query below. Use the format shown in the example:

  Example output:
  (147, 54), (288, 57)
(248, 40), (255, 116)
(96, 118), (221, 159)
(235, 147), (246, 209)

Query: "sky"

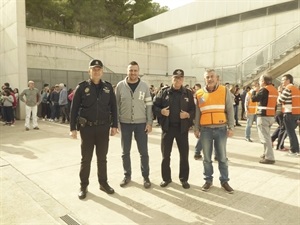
(153, 0), (195, 10)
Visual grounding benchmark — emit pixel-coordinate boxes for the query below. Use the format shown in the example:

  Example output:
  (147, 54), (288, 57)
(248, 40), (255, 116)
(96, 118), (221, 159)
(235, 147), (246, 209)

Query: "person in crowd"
(49, 84), (60, 122)
(115, 61), (153, 189)
(1, 89), (14, 126)
(70, 59), (118, 199)
(19, 81), (41, 131)
(153, 69), (195, 189)
(240, 86), (250, 120)
(233, 86), (242, 126)
(194, 69), (235, 194)
(13, 88), (19, 120)
(41, 84), (50, 121)
(252, 74), (278, 164)
(277, 74), (300, 157)
(244, 81), (258, 142)
(58, 83), (70, 123)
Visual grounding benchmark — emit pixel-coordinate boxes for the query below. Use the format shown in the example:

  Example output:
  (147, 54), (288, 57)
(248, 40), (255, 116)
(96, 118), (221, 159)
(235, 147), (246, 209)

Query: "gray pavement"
(0, 119), (299, 225)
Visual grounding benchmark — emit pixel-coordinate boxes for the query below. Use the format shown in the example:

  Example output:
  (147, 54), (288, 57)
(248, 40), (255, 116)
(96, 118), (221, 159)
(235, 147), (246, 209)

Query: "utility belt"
(77, 116), (107, 129)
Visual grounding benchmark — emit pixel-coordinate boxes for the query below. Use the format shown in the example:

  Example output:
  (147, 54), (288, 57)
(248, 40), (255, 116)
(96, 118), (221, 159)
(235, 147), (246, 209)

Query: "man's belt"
(86, 120), (107, 126)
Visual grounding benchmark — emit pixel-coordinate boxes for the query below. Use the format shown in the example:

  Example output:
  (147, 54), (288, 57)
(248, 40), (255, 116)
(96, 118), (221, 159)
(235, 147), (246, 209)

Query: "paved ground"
(0, 119), (299, 225)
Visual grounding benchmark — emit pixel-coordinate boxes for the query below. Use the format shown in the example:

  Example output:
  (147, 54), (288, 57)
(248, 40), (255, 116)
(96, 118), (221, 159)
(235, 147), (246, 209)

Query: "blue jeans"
(283, 114), (300, 153)
(245, 114), (256, 139)
(194, 138), (202, 155)
(120, 123), (149, 178)
(234, 105), (239, 124)
(200, 126), (229, 183)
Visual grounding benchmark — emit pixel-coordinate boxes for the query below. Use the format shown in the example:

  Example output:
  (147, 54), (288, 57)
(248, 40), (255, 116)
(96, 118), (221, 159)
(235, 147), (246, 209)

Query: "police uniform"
(153, 69), (195, 188)
(70, 65), (118, 197)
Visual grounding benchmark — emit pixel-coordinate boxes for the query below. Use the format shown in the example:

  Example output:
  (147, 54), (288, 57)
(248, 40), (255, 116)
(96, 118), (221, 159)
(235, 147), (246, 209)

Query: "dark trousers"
(271, 114), (287, 150)
(161, 126), (189, 182)
(60, 104), (69, 122)
(79, 124), (110, 188)
(3, 106), (13, 123)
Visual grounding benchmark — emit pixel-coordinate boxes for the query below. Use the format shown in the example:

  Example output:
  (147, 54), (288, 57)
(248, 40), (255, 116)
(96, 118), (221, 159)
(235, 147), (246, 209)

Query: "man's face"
(89, 66), (103, 82)
(204, 71), (218, 88)
(281, 76), (289, 88)
(172, 76), (183, 89)
(127, 64), (139, 82)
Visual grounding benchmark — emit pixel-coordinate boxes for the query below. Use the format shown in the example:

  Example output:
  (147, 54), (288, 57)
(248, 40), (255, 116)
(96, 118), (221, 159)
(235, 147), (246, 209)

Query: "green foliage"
(25, 0), (169, 38)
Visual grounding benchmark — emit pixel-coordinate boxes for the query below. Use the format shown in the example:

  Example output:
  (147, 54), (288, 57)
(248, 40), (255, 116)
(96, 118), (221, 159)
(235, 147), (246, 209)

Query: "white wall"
(0, 0), (27, 88)
(0, 0), (28, 119)
(134, 0), (292, 39)
(143, 9), (300, 84)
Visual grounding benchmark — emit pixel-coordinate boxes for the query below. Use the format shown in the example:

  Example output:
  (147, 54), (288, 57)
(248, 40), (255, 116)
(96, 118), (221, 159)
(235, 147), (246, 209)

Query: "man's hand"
(161, 106), (170, 116)
(194, 130), (200, 138)
(70, 130), (77, 139)
(227, 129), (234, 137)
(145, 124), (152, 134)
(110, 127), (118, 136)
(180, 110), (190, 119)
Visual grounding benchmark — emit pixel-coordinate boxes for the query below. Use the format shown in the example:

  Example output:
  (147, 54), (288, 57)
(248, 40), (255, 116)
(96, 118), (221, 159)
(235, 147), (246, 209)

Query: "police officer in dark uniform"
(70, 59), (118, 199)
(153, 69), (195, 189)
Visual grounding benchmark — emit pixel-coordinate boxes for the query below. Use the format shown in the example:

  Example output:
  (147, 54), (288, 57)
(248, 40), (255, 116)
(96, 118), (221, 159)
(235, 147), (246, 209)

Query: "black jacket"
(153, 86), (195, 133)
(70, 79), (118, 131)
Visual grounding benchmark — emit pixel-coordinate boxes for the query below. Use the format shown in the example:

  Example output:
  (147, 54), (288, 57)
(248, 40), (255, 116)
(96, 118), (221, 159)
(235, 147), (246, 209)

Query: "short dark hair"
(129, 61), (139, 66)
(261, 74), (272, 85)
(282, 74), (293, 84)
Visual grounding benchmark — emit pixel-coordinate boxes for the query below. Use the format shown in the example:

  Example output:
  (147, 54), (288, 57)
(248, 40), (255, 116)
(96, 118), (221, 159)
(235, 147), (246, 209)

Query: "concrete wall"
(134, 0), (300, 85)
(134, 0), (293, 39)
(0, 0), (28, 119)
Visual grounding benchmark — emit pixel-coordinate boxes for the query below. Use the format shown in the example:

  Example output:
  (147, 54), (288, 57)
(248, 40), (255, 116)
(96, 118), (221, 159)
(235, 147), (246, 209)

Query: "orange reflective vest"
(257, 85), (278, 116)
(196, 85), (227, 126)
(246, 91), (257, 115)
(282, 85), (300, 114)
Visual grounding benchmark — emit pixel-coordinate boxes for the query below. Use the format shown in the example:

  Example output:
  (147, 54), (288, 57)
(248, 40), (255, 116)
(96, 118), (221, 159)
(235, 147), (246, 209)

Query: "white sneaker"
(287, 151), (299, 157)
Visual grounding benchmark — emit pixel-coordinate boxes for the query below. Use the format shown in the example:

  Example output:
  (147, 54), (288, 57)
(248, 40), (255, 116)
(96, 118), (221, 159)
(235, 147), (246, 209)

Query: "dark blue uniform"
(153, 86), (195, 184)
(70, 79), (118, 189)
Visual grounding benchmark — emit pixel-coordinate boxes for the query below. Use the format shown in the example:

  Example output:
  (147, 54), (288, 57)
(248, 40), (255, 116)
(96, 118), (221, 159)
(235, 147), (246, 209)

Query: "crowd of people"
(1, 59), (299, 200)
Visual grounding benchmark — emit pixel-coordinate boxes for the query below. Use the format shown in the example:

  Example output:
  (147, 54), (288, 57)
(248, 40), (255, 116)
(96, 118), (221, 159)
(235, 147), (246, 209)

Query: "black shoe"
(181, 181), (190, 189)
(143, 177), (151, 189)
(221, 182), (234, 194)
(259, 159), (275, 164)
(33, 127), (39, 130)
(201, 182), (212, 192)
(245, 138), (253, 142)
(78, 187), (87, 199)
(194, 154), (202, 160)
(25, 127), (29, 131)
(160, 179), (172, 187)
(100, 182), (114, 194)
(236, 123), (242, 126)
(120, 177), (131, 187)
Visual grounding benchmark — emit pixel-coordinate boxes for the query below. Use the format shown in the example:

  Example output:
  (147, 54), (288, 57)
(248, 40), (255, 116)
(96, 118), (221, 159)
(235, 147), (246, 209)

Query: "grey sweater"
(116, 78), (153, 125)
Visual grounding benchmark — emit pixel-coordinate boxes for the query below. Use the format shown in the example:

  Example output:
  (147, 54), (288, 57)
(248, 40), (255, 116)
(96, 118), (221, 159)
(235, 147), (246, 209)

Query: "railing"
(215, 24), (300, 85)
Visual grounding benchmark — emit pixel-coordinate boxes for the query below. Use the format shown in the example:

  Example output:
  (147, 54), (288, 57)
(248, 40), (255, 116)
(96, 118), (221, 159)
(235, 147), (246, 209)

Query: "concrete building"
(1, 0), (299, 120)
(134, 0), (300, 86)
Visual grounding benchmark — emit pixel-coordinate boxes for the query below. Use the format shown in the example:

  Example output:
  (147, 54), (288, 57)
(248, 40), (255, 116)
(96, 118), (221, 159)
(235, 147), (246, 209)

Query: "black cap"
(172, 69), (184, 77)
(89, 59), (103, 68)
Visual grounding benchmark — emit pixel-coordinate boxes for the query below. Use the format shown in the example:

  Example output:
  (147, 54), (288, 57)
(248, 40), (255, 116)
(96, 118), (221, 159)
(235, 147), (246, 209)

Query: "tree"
(25, 0), (168, 38)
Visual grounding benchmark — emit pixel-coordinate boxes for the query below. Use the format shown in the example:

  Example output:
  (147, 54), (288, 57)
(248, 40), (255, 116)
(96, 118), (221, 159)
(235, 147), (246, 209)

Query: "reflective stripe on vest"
(282, 85), (300, 114)
(257, 85), (278, 116)
(196, 85), (227, 125)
